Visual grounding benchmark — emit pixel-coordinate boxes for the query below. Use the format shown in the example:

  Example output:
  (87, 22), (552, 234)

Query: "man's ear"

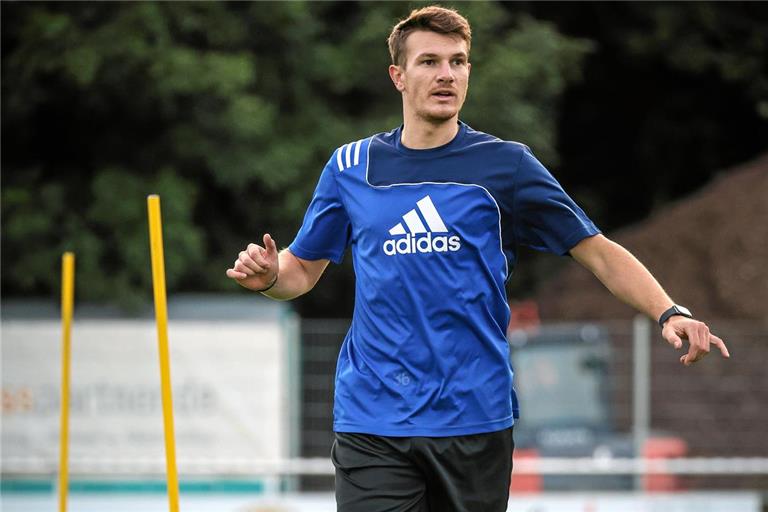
(389, 64), (405, 92)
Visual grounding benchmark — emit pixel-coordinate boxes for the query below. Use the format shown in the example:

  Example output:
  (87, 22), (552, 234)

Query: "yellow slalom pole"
(147, 195), (180, 512)
(58, 252), (75, 512)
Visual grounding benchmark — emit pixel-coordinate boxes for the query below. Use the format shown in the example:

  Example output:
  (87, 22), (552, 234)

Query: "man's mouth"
(432, 90), (456, 98)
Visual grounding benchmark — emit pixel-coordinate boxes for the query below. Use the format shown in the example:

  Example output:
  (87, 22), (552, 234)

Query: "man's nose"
(436, 61), (455, 82)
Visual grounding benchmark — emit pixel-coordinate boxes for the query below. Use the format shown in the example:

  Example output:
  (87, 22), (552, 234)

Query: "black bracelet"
(658, 305), (693, 328)
(257, 274), (278, 293)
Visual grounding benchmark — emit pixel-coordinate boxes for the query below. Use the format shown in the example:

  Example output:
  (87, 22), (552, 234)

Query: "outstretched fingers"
(677, 321), (733, 366)
(684, 324), (708, 365)
(710, 334), (730, 359)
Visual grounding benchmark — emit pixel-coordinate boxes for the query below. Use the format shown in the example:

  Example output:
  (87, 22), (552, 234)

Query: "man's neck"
(400, 115), (460, 150)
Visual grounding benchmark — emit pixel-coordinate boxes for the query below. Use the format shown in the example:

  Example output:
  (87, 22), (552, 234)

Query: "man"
(227, 6), (730, 512)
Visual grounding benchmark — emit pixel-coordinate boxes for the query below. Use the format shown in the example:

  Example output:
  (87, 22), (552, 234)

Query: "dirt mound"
(536, 153), (768, 322)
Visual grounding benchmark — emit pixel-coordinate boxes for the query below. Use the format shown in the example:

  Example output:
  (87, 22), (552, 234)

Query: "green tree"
(2, 2), (591, 314)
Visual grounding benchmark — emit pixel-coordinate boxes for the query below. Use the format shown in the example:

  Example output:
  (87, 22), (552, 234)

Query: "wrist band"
(658, 304), (693, 328)
(257, 274), (278, 293)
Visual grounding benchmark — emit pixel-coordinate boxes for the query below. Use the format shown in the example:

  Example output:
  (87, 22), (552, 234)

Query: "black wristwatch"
(658, 304), (693, 328)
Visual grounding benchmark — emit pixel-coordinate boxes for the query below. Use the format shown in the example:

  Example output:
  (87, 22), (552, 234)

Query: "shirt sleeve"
(512, 146), (600, 255)
(288, 156), (352, 264)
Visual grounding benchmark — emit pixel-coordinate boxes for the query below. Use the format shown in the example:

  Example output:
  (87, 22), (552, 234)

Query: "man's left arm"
(569, 234), (730, 366)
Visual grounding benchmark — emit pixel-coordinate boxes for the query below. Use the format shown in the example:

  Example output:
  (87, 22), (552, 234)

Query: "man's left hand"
(662, 316), (730, 366)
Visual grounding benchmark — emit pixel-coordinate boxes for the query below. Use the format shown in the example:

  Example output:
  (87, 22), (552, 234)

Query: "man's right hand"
(226, 234), (279, 292)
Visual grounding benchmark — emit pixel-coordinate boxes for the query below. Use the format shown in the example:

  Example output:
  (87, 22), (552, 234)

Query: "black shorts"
(331, 428), (514, 512)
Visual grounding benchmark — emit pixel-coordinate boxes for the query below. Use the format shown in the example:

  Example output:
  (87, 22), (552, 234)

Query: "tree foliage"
(505, 2), (768, 228)
(2, 2), (591, 313)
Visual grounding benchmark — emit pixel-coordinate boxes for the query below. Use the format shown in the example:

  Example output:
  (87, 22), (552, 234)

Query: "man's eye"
(453, 59), (465, 65)
(423, 59), (434, 65)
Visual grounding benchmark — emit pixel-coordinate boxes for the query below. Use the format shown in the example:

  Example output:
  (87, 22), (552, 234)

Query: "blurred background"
(2, 1), (767, 511)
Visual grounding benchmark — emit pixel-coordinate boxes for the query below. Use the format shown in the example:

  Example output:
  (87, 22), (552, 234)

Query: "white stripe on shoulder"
(336, 144), (346, 171)
(336, 137), (370, 172)
(353, 140), (362, 165)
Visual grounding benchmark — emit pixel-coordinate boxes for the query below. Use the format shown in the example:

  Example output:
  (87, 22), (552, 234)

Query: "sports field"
(2, 491), (763, 512)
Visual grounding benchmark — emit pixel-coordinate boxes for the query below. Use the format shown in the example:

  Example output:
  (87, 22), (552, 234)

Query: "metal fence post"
(633, 314), (652, 491)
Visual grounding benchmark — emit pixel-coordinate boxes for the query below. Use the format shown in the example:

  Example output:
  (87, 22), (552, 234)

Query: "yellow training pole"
(147, 195), (180, 512)
(58, 252), (75, 512)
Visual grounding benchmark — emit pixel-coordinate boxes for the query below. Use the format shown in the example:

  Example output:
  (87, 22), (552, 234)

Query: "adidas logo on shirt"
(383, 196), (461, 256)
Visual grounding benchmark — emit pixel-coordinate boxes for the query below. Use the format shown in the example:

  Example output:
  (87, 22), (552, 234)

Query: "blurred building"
(533, 154), (768, 489)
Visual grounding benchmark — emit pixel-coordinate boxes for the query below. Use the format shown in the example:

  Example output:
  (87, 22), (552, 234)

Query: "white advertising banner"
(1, 317), (297, 475)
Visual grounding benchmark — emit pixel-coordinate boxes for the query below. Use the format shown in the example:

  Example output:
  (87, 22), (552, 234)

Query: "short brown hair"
(387, 6), (472, 67)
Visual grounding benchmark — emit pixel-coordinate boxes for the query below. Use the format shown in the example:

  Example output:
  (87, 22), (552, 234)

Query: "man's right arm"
(225, 233), (330, 301)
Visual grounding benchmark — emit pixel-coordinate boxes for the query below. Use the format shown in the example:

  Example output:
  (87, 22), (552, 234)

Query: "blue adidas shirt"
(289, 122), (600, 437)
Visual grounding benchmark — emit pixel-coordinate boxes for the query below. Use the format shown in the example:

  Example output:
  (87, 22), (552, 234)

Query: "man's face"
(389, 30), (471, 124)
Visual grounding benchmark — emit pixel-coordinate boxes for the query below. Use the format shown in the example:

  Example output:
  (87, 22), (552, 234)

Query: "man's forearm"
(571, 234), (730, 365)
(570, 235), (673, 321)
(261, 250), (328, 301)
